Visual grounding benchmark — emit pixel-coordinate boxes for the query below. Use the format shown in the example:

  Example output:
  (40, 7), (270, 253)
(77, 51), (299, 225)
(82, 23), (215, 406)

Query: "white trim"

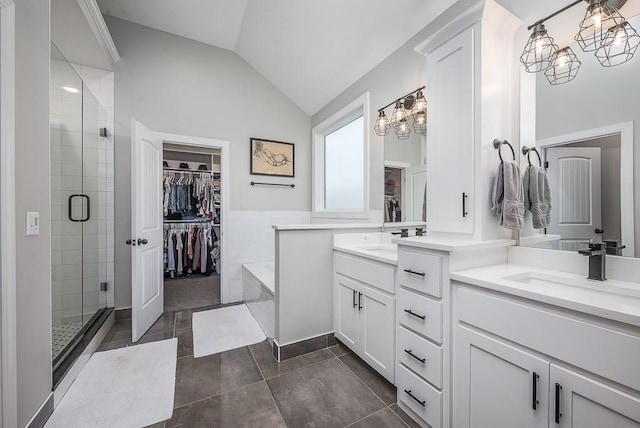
(312, 92), (370, 221)
(155, 132), (231, 303)
(0, 1), (16, 426)
(76, 0), (120, 64)
(537, 121), (635, 257)
(383, 160), (411, 169)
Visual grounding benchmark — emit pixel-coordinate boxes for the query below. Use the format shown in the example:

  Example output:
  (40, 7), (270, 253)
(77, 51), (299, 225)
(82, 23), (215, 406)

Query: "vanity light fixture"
(595, 21), (640, 66)
(521, 24), (558, 73)
(544, 46), (582, 84)
(521, 0), (637, 84)
(575, 0), (626, 52)
(374, 86), (426, 138)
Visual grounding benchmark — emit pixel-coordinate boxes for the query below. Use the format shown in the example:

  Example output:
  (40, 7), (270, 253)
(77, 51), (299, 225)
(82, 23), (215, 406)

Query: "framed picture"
(250, 138), (295, 177)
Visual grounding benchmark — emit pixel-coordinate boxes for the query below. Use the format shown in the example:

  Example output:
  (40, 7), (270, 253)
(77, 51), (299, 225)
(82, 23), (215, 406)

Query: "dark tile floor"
(99, 278), (418, 427)
(99, 310), (419, 427)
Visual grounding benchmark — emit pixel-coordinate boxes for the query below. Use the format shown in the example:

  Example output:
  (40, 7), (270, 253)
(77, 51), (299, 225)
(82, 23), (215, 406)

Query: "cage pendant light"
(374, 110), (391, 136)
(595, 21), (640, 66)
(544, 47), (582, 84)
(575, 0), (626, 52)
(520, 24), (559, 73)
(390, 101), (408, 129)
(395, 118), (411, 140)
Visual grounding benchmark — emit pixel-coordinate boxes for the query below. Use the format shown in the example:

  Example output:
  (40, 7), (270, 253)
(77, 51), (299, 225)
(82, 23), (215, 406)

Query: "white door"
(334, 275), (360, 351)
(360, 287), (395, 382)
(546, 147), (602, 251)
(131, 120), (164, 342)
(408, 165), (426, 222)
(454, 326), (549, 428)
(551, 364), (640, 427)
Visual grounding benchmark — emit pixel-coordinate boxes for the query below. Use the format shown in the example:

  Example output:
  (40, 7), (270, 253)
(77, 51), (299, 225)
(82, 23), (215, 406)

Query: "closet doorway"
(130, 121), (229, 341)
(162, 144), (222, 312)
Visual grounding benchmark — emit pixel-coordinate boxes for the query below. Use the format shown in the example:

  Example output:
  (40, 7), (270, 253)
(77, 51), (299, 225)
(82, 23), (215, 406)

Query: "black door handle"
(358, 292), (363, 311)
(137, 238), (148, 245)
(404, 349), (426, 364)
(462, 192), (468, 217)
(403, 268), (425, 277)
(68, 194), (90, 222)
(404, 389), (426, 407)
(555, 383), (562, 423)
(125, 239), (134, 246)
(595, 228), (604, 234)
(404, 309), (426, 320)
(352, 289), (357, 308)
(532, 372), (539, 410)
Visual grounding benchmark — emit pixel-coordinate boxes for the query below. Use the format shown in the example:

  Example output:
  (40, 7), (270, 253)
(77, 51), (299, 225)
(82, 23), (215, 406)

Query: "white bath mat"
(192, 304), (266, 357)
(45, 338), (177, 428)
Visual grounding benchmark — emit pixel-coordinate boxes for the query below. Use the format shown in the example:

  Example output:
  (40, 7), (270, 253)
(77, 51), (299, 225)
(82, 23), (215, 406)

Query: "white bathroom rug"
(192, 304), (266, 357)
(45, 338), (177, 428)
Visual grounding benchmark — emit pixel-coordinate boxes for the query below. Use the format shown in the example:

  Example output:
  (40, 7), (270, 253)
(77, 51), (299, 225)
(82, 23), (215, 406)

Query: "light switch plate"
(26, 211), (40, 236)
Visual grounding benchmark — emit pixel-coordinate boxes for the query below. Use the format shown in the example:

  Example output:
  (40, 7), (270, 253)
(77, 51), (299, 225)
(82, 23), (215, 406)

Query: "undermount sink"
(357, 243), (398, 257)
(503, 271), (640, 299)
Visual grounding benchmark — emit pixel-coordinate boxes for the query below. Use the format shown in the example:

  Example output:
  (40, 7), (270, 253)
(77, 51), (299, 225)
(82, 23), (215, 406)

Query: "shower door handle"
(68, 194), (90, 222)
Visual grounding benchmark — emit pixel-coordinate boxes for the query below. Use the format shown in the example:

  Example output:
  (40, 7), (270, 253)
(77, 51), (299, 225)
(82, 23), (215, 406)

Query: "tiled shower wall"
(50, 61), (114, 326)
(226, 211), (310, 302)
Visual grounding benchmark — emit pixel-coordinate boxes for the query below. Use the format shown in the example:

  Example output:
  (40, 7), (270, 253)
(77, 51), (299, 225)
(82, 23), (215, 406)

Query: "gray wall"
(16, 0), (52, 425)
(535, 22), (640, 257)
(311, 0), (479, 213)
(104, 17), (312, 308)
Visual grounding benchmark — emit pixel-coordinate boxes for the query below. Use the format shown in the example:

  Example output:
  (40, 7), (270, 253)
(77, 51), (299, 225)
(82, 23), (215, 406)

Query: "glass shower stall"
(50, 43), (114, 382)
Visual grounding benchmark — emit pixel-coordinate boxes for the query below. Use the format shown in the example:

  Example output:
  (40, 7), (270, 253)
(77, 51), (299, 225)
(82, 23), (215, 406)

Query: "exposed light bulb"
(535, 36), (544, 54)
(614, 28), (626, 47)
(556, 52), (567, 68)
(593, 8), (603, 28)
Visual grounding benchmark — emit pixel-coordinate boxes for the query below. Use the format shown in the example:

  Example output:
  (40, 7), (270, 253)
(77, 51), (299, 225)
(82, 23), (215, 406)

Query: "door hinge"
(544, 161), (549, 169)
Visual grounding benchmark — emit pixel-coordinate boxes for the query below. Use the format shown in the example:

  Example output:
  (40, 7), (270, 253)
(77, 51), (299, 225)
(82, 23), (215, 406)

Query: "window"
(312, 93), (369, 219)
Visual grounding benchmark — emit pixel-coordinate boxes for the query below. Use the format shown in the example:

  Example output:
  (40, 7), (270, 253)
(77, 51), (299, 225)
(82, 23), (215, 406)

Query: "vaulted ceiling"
(96, 0), (457, 115)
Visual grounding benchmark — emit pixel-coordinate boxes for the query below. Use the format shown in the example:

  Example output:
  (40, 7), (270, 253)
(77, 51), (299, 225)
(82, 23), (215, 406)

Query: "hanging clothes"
(163, 222), (220, 278)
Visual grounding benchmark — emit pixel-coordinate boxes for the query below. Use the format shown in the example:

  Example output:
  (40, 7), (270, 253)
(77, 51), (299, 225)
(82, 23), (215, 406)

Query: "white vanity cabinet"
(334, 251), (396, 382)
(453, 283), (640, 428)
(395, 247), (447, 428)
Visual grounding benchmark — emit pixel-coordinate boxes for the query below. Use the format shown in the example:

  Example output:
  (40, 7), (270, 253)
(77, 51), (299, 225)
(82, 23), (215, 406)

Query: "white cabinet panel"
(335, 251), (395, 294)
(454, 326), (549, 428)
(335, 275), (360, 350)
(426, 25), (475, 234)
(397, 364), (443, 428)
(361, 286), (395, 381)
(551, 364), (640, 428)
(397, 326), (442, 388)
(397, 288), (442, 344)
(397, 249), (442, 298)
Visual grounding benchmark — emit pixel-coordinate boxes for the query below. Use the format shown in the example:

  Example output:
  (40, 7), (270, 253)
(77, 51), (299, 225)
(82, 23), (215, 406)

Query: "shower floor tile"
(52, 321), (83, 361)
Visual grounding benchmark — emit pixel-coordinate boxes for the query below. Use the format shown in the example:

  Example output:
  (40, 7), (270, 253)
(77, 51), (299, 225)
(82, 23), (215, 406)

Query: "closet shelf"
(164, 218), (213, 223)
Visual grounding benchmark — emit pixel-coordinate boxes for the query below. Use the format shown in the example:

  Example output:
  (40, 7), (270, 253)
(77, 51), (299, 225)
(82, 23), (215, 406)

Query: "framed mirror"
(518, 12), (639, 258)
(383, 130), (426, 225)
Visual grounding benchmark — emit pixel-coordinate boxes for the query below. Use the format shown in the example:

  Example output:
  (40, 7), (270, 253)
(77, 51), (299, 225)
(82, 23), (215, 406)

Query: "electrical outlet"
(361, 234), (370, 241)
(25, 212), (40, 236)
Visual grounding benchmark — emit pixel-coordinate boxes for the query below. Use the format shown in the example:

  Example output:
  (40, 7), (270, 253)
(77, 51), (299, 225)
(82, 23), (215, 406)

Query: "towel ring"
(493, 139), (516, 162)
(522, 146), (542, 167)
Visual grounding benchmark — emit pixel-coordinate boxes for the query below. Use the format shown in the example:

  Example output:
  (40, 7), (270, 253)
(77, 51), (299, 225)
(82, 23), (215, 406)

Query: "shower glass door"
(50, 43), (110, 373)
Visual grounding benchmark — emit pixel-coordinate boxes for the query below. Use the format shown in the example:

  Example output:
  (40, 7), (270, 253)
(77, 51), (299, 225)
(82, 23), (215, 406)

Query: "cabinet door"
(454, 325), (549, 428)
(361, 286), (395, 382)
(334, 275), (360, 352)
(426, 26), (475, 234)
(551, 364), (640, 428)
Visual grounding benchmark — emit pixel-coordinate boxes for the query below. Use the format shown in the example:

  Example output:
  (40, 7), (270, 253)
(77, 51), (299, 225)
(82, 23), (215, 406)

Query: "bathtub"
(242, 261), (275, 338)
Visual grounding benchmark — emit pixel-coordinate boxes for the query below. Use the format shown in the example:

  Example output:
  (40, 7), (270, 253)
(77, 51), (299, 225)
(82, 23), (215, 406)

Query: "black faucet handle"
(586, 243), (604, 251)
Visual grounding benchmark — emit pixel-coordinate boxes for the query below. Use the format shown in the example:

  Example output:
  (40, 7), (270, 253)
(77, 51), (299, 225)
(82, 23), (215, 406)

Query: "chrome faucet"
(578, 243), (607, 281)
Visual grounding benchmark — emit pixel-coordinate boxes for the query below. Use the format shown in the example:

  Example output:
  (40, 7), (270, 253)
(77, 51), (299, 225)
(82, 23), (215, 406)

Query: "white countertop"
(392, 236), (516, 252)
(273, 223), (382, 231)
(451, 263), (640, 327)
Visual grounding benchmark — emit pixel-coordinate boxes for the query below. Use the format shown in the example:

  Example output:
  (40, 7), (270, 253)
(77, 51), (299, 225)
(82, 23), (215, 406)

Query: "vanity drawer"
(334, 251), (395, 294)
(397, 249), (442, 298)
(397, 288), (442, 344)
(397, 364), (442, 428)
(398, 325), (443, 388)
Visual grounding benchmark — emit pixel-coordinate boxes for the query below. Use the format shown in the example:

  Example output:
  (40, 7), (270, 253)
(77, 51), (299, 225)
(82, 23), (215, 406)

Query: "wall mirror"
(383, 130), (426, 225)
(518, 12), (639, 258)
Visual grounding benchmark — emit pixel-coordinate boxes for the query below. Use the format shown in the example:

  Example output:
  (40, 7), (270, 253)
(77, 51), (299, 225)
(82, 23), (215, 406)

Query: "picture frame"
(250, 138), (295, 177)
